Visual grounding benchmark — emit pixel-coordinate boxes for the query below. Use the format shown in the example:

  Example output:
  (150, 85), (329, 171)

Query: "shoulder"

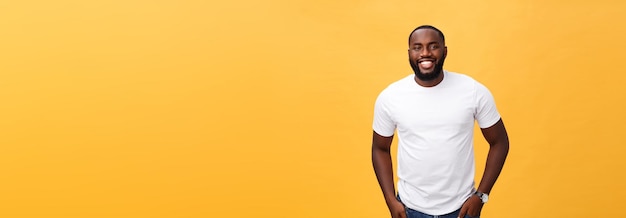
(378, 74), (414, 97)
(445, 71), (478, 84)
(445, 71), (490, 91)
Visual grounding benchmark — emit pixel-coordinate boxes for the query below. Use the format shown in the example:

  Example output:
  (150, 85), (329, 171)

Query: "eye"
(413, 46), (422, 51)
(429, 44), (439, 50)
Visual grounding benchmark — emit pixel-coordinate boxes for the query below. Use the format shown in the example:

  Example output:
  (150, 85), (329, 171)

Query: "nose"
(420, 47), (432, 58)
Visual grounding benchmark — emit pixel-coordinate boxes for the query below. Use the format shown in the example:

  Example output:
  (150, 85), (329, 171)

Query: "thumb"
(458, 204), (468, 218)
(397, 206), (406, 218)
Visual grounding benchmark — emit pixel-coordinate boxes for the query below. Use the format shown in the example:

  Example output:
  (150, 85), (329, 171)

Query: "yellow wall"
(1, 0), (624, 217)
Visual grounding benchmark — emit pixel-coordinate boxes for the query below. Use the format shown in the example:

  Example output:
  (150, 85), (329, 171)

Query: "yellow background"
(1, 0), (624, 217)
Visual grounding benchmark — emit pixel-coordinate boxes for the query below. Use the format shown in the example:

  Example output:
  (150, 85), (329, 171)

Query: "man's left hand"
(458, 195), (483, 218)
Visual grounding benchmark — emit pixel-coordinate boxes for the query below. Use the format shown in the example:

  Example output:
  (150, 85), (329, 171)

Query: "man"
(371, 25), (509, 218)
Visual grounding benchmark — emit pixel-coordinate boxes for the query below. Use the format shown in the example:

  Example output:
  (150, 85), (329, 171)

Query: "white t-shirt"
(373, 71), (501, 215)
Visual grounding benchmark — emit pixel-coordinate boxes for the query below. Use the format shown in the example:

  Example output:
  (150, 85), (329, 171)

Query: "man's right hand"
(387, 199), (407, 218)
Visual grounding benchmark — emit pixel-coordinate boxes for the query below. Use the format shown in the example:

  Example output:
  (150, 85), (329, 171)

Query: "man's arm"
(459, 119), (509, 217)
(372, 131), (406, 218)
(477, 118), (509, 194)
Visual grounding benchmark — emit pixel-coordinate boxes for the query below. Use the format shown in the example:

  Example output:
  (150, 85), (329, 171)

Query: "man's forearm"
(477, 142), (509, 194)
(372, 147), (397, 203)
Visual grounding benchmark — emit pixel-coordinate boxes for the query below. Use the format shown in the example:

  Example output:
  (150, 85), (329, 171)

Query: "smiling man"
(371, 25), (510, 218)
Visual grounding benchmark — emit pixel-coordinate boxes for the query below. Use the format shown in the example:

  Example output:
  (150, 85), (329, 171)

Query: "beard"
(409, 58), (445, 81)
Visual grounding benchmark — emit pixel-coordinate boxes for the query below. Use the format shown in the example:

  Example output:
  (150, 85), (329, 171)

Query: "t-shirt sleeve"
(372, 91), (396, 137)
(475, 82), (501, 128)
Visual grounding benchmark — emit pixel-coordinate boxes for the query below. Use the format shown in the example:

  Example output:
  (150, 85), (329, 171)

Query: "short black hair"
(408, 25), (445, 45)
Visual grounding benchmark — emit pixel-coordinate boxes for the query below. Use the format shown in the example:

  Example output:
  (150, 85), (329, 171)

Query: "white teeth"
(420, 61), (433, 68)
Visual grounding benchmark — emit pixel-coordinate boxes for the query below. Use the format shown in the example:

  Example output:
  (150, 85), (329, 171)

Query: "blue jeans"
(398, 195), (479, 218)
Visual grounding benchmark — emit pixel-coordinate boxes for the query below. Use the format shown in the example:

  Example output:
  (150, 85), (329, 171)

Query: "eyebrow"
(412, 42), (441, 46)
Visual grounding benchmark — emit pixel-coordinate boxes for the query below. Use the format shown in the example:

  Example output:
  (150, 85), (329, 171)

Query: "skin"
(407, 28), (447, 87)
(372, 28), (510, 218)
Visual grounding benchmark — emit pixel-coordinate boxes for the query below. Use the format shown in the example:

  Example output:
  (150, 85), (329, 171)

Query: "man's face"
(408, 29), (447, 81)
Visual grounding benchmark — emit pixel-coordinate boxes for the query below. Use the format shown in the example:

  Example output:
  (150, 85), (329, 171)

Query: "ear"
(443, 46), (448, 59)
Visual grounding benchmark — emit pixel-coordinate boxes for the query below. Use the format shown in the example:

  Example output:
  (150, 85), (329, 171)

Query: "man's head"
(408, 25), (447, 82)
